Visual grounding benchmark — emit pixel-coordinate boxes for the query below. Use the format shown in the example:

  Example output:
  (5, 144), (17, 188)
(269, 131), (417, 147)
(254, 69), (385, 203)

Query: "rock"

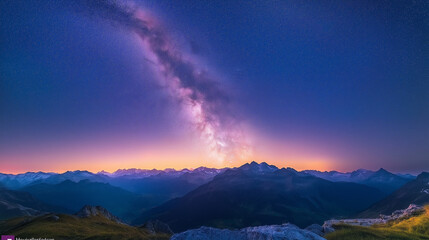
(171, 223), (326, 240)
(243, 224), (325, 240)
(322, 225), (335, 234)
(305, 224), (324, 236)
(141, 219), (173, 235)
(172, 226), (244, 240)
(48, 215), (60, 221)
(75, 205), (122, 224)
(323, 204), (425, 233)
(385, 204), (424, 220)
(323, 218), (385, 229)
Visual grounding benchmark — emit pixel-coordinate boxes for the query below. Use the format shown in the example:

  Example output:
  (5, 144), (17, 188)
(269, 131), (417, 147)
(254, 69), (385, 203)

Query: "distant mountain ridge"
(99, 168), (163, 178)
(303, 167), (413, 194)
(0, 172), (56, 189)
(31, 170), (110, 186)
(0, 164), (415, 190)
(0, 167), (226, 189)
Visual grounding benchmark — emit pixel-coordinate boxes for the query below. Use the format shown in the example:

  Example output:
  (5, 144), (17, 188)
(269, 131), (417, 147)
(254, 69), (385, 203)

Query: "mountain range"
(303, 168), (412, 194)
(0, 161), (424, 234)
(0, 167), (226, 223)
(0, 172), (56, 189)
(0, 163), (412, 194)
(135, 162), (386, 231)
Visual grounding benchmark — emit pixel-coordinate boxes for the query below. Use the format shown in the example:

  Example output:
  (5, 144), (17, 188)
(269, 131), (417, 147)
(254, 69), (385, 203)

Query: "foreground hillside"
(0, 206), (170, 240)
(326, 205), (429, 240)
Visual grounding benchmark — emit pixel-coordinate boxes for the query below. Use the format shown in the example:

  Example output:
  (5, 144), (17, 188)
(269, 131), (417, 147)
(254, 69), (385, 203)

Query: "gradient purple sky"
(0, 0), (428, 174)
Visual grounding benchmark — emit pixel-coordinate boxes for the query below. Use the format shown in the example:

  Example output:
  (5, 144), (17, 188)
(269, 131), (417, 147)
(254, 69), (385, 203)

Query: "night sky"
(1, 0), (428, 173)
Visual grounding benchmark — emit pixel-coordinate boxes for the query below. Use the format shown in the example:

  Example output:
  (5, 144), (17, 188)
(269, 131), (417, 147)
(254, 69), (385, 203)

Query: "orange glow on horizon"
(1, 151), (339, 174)
(1, 130), (351, 174)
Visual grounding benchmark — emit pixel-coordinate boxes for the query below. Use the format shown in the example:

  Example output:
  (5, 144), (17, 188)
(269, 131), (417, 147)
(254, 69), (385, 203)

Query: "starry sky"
(0, 0), (428, 173)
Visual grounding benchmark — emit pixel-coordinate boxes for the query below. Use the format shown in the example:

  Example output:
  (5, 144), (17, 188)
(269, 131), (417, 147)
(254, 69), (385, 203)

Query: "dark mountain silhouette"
(30, 170), (109, 185)
(135, 162), (385, 232)
(0, 168), (222, 190)
(361, 168), (411, 194)
(359, 172), (429, 218)
(0, 187), (64, 220)
(396, 173), (416, 180)
(20, 180), (163, 223)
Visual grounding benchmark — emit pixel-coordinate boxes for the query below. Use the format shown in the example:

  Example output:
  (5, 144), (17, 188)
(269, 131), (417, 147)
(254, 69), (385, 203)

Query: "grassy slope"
(326, 206), (429, 240)
(0, 214), (170, 240)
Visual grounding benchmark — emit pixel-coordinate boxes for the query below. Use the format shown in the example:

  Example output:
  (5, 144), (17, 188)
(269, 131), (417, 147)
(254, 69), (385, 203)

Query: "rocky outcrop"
(171, 223), (326, 240)
(47, 214), (60, 221)
(305, 224), (324, 236)
(323, 204), (424, 230)
(323, 218), (385, 228)
(304, 224), (335, 236)
(141, 219), (173, 235)
(380, 204), (424, 220)
(75, 205), (122, 224)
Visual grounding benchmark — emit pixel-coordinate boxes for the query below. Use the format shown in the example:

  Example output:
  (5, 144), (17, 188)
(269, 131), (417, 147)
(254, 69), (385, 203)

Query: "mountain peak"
(63, 170), (93, 177)
(97, 170), (111, 175)
(353, 169), (372, 174)
(141, 219), (173, 235)
(376, 168), (389, 174)
(65, 170), (90, 173)
(239, 161), (278, 174)
(275, 167), (298, 176)
(416, 172), (429, 181)
(75, 205), (122, 223)
(350, 169), (374, 179)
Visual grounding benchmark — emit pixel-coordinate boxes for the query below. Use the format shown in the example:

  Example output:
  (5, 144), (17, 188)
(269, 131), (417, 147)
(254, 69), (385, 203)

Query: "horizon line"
(0, 161), (424, 175)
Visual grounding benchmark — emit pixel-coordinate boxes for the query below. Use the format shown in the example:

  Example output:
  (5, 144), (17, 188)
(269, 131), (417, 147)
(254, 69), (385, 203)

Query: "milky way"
(72, 0), (252, 164)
